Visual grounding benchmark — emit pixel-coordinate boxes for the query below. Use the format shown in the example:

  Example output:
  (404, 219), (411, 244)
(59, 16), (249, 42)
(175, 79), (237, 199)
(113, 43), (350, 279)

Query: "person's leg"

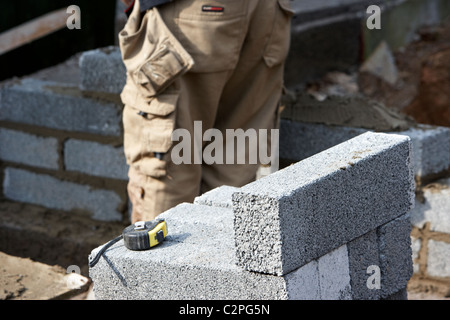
(201, 0), (293, 192)
(124, 0), (293, 222)
(125, 0), (251, 222)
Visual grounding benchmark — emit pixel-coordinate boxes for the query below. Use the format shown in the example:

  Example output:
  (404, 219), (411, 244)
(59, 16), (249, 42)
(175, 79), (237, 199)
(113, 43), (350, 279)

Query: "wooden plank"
(0, 8), (67, 56)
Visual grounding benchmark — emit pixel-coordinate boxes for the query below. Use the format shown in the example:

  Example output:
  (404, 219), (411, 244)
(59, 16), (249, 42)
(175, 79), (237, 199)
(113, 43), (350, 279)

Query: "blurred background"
(0, 0), (117, 81)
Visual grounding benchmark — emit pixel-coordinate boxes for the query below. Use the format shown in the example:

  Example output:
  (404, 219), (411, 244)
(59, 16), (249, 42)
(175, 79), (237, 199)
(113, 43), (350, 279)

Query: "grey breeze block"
(79, 47), (126, 95)
(90, 132), (414, 300)
(90, 203), (293, 300)
(90, 203), (357, 300)
(232, 132), (415, 276)
(0, 78), (122, 136)
(89, 204), (412, 300)
(3, 167), (123, 221)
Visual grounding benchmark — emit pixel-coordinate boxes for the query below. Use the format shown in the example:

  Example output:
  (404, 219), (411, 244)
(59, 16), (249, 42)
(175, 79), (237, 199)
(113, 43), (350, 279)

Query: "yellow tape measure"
(89, 219), (168, 268)
(123, 219), (168, 251)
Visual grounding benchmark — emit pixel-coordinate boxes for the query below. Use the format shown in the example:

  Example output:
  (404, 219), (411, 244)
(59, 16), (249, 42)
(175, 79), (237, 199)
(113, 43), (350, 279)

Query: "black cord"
(89, 235), (123, 268)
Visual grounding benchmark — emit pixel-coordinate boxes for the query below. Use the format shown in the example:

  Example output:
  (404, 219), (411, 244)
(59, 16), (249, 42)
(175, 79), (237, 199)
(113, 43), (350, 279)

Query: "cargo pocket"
(119, 1), (194, 97)
(122, 91), (179, 178)
(133, 42), (190, 96)
(263, 0), (294, 68)
(173, 0), (247, 73)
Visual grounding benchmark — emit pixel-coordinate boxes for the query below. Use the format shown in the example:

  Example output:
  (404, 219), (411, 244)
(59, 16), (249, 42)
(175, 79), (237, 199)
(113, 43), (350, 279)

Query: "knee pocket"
(122, 91), (179, 178)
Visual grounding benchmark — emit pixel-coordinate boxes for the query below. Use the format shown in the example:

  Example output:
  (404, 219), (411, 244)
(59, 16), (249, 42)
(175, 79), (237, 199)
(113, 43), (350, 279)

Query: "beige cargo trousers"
(119, 0), (293, 223)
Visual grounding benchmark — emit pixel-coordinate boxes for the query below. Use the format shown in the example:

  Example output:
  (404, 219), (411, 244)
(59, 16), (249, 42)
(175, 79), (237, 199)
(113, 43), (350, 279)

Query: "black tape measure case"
(89, 219), (167, 268)
(123, 219), (168, 251)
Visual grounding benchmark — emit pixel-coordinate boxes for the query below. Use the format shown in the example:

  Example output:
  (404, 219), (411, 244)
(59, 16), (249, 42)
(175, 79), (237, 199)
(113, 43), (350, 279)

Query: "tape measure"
(123, 219), (168, 251)
(89, 219), (168, 268)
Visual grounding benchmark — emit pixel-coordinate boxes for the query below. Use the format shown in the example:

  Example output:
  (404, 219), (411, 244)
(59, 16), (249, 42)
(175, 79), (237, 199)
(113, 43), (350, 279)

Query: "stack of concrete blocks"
(278, 0), (450, 285)
(279, 120), (450, 282)
(89, 132), (414, 300)
(0, 49), (129, 222)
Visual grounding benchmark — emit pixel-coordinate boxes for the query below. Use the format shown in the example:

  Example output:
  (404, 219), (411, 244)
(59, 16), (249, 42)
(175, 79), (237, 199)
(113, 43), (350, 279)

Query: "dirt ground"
(359, 20), (450, 128)
(0, 201), (124, 300)
(0, 251), (91, 300)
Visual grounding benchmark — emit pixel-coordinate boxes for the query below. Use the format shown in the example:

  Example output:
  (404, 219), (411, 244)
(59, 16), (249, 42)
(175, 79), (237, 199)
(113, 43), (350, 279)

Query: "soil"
(0, 201), (126, 277)
(0, 251), (90, 300)
(289, 20), (450, 132)
(359, 21), (450, 128)
(0, 200), (125, 300)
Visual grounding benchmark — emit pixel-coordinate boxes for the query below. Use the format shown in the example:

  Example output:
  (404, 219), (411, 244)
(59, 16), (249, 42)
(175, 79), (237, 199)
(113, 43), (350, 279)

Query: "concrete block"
(427, 239), (450, 278)
(89, 203), (288, 300)
(280, 120), (449, 181)
(317, 245), (352, 300)
(193, 185), (240, 209)
(290, 0), (384, 25)
(90, 203), (358, 300)
(396, 125), (450, 179)
(284, 260), (320, 300)
(347, 230), (380, 300)
(79, 47), (126, 95)
(377, 213), (413, 298)
(411, 178), (450, 234)
(3, 168), (123, 221)
(90, 240), (289, 300)
(382, 288), (408, 300)
(64, 139), (128, 180)
(287, 245), (354, 300)
(0, 128), (59, 170)
(285, 6), (362, 87)
(0, 79), (122, 136)
(279, 119), (367, 162)
(158, 203), (235, 248)
(233, 132), (414, 276)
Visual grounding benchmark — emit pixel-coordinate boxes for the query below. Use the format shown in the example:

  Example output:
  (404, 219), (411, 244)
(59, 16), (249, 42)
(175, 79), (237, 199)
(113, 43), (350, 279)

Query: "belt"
(125, 0), (174, 17)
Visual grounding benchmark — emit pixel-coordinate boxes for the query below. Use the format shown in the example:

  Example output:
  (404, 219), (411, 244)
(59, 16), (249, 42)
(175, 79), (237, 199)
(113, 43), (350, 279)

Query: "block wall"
(89, 132), (415, 300)
(0, 50), (129, 222)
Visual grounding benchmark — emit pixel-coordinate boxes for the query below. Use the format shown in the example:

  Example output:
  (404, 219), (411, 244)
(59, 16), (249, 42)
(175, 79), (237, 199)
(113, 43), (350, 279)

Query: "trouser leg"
(200, 54), (285, 192)
(201, 0), (290, 192)
(127, 71), (231, 223)
(125, 0), (292, 222)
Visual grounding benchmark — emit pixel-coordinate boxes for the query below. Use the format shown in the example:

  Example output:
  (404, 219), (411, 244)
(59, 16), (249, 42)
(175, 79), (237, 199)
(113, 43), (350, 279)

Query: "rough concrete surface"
(89, 203), (292, 300)
(89, 204), (366, 300)
(411, 178), (450, 233)
(0, 78), (122, 136)
(194, 185), (240, 209)
(3, 168), (124, 221)
(282, 92), (414, 132)
(233, 132), (414, 276)
(378, 214), (414, 297)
